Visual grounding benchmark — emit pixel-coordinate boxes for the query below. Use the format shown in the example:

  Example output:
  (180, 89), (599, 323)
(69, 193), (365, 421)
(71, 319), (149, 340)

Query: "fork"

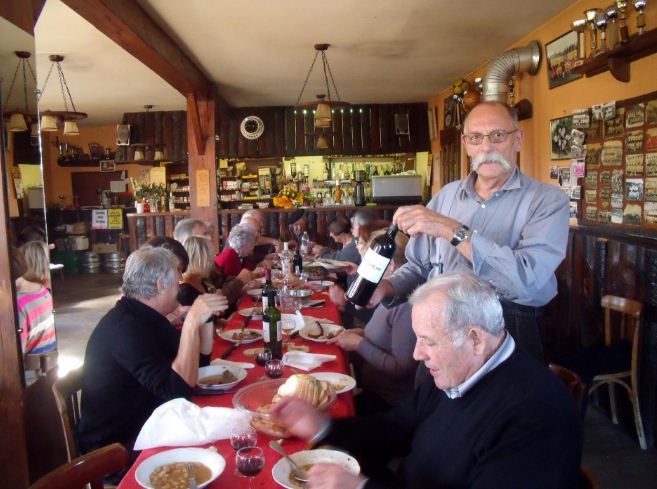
(186, 463), (198, 489)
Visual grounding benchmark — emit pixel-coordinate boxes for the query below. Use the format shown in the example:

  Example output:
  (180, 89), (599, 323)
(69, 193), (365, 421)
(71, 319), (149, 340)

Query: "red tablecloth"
(118, 291), (354, 489)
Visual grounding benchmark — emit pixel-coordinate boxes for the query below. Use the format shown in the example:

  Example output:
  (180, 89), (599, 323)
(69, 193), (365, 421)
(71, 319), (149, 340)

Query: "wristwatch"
(450, 224), (474, 247)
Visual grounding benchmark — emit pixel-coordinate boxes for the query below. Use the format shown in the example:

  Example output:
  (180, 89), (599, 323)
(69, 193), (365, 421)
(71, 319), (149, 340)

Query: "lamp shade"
(63, 120), (79, 135)
(316, 133), (329, 149)
(133, 149), (144, 161)
(9, 113), (28, 132)
(40, 114), (59, 132)
(154, 149), (164, 160)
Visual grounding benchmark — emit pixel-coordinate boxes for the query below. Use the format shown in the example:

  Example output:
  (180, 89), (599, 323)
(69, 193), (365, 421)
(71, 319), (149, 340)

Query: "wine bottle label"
(263, 320), (281, 342)
(357, 248), (391, 283)
(262, 296), (269, 310)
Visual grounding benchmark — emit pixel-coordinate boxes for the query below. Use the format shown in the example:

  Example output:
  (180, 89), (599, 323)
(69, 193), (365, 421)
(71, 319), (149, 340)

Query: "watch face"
(240, 116), (265, 140)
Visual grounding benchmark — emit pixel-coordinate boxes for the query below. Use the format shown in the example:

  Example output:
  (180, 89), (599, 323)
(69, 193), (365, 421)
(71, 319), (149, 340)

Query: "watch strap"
(450, 224), (473, 247)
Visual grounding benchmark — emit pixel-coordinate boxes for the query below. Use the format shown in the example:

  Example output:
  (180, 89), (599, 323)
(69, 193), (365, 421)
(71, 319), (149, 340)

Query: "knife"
(221, 340), (241, 359)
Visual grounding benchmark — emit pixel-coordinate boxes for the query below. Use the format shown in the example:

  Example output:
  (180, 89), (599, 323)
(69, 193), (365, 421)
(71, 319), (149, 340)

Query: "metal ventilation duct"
(482, 41), (542, 103)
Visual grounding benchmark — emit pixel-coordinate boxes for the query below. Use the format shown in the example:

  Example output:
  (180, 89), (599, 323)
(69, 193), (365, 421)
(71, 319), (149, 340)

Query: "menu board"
(196, 169), (210, 207)
(581, 90), (657, 227)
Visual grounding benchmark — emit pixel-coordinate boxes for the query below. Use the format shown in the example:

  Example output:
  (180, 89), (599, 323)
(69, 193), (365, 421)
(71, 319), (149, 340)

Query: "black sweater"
(325, 347), (582, 489)
(77, 297), (208, 454)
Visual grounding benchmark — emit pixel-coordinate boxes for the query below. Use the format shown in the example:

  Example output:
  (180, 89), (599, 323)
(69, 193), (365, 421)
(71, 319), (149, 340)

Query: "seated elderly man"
(214, 224), (262, 279)
(173, 218), (212, 244)
(241, 209), (283, 252)
(77, 247), (228, 456)
(273, 272), (582, 489)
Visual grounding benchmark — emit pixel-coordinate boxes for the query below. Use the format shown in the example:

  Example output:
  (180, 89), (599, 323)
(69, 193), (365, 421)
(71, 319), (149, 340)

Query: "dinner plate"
(135, 447), (226, 489)
(197, 364), (247, 391)
(238, 307), (263, 319)
(299, 323), (343, 343)
(309, 372), (356, 394)
(218, 328), (263, 344)
(246, 288), (263, 299)
(271, 449), (360, 489)
(315, 258), (351, 271)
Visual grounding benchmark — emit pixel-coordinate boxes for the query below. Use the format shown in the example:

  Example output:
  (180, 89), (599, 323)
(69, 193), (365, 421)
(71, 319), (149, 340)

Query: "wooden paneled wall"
(545, 225), (657, 446)
(218, 103), (430, 158)
(116, 110), (187, 163)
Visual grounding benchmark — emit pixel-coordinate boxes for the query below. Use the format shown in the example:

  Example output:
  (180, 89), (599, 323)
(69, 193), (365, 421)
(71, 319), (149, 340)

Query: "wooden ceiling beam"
(60, 0), (228, 106)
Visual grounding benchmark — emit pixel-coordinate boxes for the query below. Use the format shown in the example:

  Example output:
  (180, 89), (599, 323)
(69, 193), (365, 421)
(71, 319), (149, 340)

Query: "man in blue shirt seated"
(273, 272), (582, 489)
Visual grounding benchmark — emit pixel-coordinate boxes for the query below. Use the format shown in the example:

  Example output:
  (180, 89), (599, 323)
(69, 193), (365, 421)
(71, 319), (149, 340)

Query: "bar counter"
(126, 205), (399, 251)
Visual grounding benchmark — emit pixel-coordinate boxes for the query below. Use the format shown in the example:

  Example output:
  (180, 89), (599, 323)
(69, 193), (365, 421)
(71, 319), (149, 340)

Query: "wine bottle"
(293, 247), (303, 275)
(263, 289), (282, 360)
(262, 268), (273, 309)
(346, 224), (398, 306)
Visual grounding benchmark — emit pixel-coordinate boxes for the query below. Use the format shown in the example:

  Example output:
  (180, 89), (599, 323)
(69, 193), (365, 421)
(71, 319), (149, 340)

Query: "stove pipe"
(482, 41), (542, 103)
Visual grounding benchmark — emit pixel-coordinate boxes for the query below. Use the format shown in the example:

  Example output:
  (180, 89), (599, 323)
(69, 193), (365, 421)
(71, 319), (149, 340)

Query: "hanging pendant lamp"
(4, 51), (37, 132)
(39, 55), (87, 134)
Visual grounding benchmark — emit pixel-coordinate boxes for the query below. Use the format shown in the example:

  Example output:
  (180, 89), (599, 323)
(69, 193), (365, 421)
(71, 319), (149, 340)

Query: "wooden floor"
(53, 273), (657, 488)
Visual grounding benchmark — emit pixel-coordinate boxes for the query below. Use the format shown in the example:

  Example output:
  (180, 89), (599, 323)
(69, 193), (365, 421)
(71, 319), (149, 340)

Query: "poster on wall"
(550, 116), (573, 160)
(545, 30), (581, 89)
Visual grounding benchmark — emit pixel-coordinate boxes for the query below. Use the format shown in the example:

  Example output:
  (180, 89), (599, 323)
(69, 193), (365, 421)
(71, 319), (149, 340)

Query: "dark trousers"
(501, 300), (545, 364)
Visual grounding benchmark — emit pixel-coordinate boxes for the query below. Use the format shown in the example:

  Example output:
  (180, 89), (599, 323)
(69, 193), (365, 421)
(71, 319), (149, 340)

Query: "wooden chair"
(52, 366), (84, 460)
(29, 443), (129, 489)
(588, 295), (646, 449)
(24, 350), (58, 377)
(549, 363), (586, 414)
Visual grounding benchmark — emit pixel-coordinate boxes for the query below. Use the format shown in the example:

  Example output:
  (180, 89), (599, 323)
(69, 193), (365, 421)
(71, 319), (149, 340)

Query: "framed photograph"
(99, 159), (116, 172)
(444, 97), (456, 128)
(550, 116), (573, 160)
(545, 30), (582, 89)
(88, 142), (103, 158)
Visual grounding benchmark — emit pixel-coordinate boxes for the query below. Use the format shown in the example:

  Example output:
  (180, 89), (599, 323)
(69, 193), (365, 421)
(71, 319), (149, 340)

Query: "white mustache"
(471, 152), (512, 172)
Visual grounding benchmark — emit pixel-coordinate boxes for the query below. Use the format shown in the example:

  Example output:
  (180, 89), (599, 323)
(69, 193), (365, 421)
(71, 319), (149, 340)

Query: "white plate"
(239, 307), (263, 319)
(219, 328), (263, 344)
(246, 288), (263, 298)
(135, 447), (226, 489)
(310, 372), (356, 394)
(299, 323), (343, 343)
(316, 258), (351, 271)
(271, 449), (360, 489)
(198, 364), (247, 391)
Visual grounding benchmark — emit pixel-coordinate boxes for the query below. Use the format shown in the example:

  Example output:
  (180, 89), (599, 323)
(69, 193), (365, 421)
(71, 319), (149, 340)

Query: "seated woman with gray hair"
(214, 224), (261, 279)
(77, 247), (228, 458)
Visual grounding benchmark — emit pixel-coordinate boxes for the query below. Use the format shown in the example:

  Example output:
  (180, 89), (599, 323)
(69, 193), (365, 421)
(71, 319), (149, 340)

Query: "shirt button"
(481, 204), (486, 209)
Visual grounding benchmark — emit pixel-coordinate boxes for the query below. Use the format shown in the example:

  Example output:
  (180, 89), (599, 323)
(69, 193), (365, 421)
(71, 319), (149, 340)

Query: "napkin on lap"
(134, 398), (251, 450)
(282, 351), (336, 371)
(210, 358), (255, 369)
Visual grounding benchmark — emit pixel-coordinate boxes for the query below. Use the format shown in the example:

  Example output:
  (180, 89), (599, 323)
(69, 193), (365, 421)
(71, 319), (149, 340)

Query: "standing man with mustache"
(367, 102), (569, 360)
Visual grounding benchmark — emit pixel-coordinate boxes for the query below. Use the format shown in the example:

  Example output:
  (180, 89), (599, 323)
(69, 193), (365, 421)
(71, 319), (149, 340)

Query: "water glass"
(281, 318), (296, 347)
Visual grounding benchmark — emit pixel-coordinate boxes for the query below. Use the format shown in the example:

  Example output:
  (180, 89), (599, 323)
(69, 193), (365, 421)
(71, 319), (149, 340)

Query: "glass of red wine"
(255, 348), (272, 367)
(236, 446), (265, 489)
(230, 426), (258, 451)
(265, 359), (285, 379)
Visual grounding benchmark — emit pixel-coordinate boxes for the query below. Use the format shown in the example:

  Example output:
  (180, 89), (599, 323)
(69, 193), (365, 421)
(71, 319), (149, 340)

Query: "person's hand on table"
(185, 293), (229, 327)
(270, 397), (328, 440)
(328, 285), (347, 310)
(393, 204), (460, 240)
(329, 330), (363, 351)
(308, 463), (366, 489)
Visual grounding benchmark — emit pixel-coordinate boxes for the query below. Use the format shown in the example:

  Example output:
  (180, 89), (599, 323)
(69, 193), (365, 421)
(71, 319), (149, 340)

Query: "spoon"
(269, 440), (309, 482)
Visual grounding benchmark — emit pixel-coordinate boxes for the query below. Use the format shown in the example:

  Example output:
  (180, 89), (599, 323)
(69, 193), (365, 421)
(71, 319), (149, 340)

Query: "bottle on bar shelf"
(346, 224), (398, 307)
(263, 289), (282, 360)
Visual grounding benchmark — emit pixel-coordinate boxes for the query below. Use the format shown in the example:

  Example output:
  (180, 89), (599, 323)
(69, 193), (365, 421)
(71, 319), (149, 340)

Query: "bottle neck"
(387, 224), (399, 238)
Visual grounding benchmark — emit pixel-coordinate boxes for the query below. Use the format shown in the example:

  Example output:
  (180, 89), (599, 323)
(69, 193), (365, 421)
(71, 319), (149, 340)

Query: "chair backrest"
(52, 367), (84, 460)
(29, 443), (129, 489)
(24, 350), (59, 376)
(601, 295), (643, 375)
(549, 363), (586, 413)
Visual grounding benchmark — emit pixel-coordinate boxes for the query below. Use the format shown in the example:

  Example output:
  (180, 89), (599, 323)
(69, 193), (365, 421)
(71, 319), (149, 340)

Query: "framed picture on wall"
(99, 159), (116, 172)
(550, 116), (574, 160)
(545, 30), (581, 89)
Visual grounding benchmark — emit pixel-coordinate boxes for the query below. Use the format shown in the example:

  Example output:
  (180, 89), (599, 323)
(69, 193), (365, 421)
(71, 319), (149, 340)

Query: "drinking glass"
(266, 359), (285, 379)
(235, 446), (265, 489)
(230, 426), (258, 451)
(255, 348), (272, 367)
(281, 318), (296, 348)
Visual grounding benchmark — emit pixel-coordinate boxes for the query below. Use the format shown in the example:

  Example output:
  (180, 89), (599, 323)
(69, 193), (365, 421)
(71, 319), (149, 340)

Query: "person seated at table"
(287, 209), (320, 246)
(14, 244), (57, 356)
(214, 224), (263, 279)
(77, 247), (228, 457)
(330, 229), (415, 414)
(272, 272), (582, 489)
(312, 216), (361, 265)
(173, 218), (212, 244)
(178, 235), (217, 306)
(143, 236), (189, 275)
(241, 209), (283, 252)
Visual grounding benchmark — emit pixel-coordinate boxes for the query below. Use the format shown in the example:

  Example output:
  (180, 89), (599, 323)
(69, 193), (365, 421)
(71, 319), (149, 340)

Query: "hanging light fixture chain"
(324, 52), (341, 102)
(321, 52), (332, 101)
(2, 59), (21, 109)
(39, 62), (56, 101)
(21, 60), (29, 113)
(57, 62), (78, 112)
(57, 64), (70, 112)
(296, 50), (320, 105)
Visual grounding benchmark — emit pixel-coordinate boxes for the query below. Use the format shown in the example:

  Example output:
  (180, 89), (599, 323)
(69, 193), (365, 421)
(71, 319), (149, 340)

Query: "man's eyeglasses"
(463, 129), (518, 145)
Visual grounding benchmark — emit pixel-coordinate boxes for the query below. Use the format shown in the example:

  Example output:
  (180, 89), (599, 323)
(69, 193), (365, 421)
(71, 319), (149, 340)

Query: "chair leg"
(609, 384), (619, 424)
(630, 388), (648, 450)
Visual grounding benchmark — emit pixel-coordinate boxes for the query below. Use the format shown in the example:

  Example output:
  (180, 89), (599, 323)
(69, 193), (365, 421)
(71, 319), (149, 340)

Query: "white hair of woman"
(409, 272), (504, 346)
(183, 235), (214, 278)
(173, 218), (209, 244)
(122, 247), (179, 299)
(21, 240), (51, 284)
(227, 224), (257, 257)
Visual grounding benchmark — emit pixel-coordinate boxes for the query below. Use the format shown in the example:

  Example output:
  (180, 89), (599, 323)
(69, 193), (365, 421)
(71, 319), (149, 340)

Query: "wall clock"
(240, 115), (265, 140)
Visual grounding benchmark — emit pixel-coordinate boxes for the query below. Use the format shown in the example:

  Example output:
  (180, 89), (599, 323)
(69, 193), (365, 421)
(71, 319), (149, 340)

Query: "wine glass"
(255, 348), (272, 367)
(281, 318), (296, 349)
(235, 446), (265, 489)
(230, 426), (258, 451)
(266, 359), (285, 379)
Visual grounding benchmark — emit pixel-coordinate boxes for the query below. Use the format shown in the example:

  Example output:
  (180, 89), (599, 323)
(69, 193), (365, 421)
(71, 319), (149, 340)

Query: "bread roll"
(276, 374), (333, 409)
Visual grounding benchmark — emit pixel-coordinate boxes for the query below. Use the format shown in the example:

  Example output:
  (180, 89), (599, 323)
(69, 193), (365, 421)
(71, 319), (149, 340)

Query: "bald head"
(463, 102), (517, 135)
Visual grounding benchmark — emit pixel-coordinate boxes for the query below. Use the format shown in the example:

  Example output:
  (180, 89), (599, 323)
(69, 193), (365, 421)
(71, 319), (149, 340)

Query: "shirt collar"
(461, 167), (522, 200)
(442, 331), (515, 399)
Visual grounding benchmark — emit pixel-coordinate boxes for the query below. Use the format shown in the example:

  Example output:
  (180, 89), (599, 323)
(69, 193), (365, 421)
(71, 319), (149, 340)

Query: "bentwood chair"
(52, 366), (84, 460)
(588, 295), (647, 449)
(29, 443), (129, 489)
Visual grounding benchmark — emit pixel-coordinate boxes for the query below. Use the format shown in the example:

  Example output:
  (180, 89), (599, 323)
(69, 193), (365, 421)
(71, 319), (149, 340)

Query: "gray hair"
(463, 101), (518, 135)
(409, 272), (504, 345)
(173, 218), (208, 244)
(227, 224), (257, 256)
(21, 240), (50, 283)
(351, 208), (375, 227)
(122, 247), (179, 299)
(183, 235), (214, 277)
(242, 209), (265, 225)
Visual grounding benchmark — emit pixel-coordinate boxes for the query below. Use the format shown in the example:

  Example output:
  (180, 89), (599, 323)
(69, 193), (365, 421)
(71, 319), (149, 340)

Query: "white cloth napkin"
(134, 398), (251, 450)
(210, 358), (255, 369)
(283, 351), (337, 371)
